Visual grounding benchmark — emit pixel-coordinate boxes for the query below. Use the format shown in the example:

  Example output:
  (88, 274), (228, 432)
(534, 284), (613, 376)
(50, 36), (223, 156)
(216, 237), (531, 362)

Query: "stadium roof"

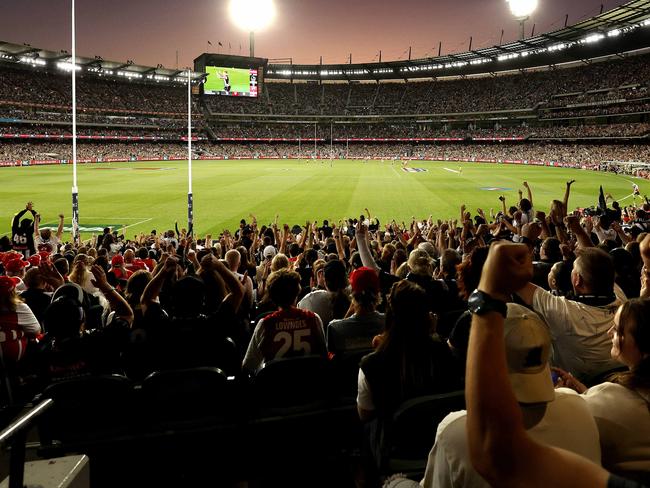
(0, 41), (205, 85)
(266, 0), (650, 81)
(1, 0), (650, 84)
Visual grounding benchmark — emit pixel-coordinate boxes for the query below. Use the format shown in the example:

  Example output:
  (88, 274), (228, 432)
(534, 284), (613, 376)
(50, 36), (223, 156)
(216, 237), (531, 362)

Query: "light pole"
(71, 0), (79, 242)
(187, 69), (193, 236)
(507, 0), (539, 40)
(229, 0), (276, 58)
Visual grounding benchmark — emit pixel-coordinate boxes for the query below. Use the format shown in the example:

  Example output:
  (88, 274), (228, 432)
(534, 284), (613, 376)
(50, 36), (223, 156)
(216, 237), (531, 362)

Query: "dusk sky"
(1, 0), (629, 68)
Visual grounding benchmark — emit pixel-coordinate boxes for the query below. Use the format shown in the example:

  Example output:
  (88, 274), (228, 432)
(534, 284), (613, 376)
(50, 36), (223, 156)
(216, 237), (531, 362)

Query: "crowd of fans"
(203, 53), (650, 116)
(3, 141), (650, 168)
(0, 67), (191, 114)
(1, 121), (646, 143)
(0, 124), (201, 140)
(208, 123), (650, 140)
(1, 53), (648, 124)
(3, 177), (650, 486)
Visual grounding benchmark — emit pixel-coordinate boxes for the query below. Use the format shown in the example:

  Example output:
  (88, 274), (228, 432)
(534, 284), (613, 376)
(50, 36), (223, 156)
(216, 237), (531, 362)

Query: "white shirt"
(421, 389), (602, 488)
(532, 287), (623, 381)
(584, 382), (650, 477)
(34, 234), (60, 254)
(297, 289), (334, 327)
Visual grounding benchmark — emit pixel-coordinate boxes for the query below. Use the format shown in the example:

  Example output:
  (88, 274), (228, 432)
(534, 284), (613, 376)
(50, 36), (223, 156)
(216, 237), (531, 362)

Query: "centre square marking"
(480, 187), (512, 191)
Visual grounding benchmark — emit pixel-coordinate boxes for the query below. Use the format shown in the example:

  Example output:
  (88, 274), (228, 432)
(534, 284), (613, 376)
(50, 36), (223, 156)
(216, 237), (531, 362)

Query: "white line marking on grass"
(120, 218), (153, 231)
(81, 217), (153, 220)
(443, 167), (460, 174)
(617, 193), (635, 202)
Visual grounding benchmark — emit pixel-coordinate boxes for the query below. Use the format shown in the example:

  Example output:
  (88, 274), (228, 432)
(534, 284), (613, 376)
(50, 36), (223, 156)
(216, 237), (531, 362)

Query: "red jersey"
(243, 307), (326, 371)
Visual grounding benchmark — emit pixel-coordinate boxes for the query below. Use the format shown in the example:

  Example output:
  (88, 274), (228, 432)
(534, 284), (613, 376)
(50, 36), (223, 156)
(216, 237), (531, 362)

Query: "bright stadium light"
(507, 0), (538, 39)
(229, 0), (275, 57)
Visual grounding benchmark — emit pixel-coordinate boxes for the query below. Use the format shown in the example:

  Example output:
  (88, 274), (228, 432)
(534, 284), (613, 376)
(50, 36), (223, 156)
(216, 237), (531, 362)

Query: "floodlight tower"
(228, 0), (276, 57)
(507, 0), (539, 40)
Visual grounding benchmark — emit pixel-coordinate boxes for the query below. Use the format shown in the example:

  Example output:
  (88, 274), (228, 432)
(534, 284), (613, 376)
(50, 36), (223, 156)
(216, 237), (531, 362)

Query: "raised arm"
(141, 256), (178, 314)
(333, 226), (346, 261)
(355, 221), (380, 273)
(33, 212), (40, 237)
(279, 224), (289, 255)
(467, 242), (609, 488)
(499, 195), (507, 216)
(90, 265), (134, 325)
(203, 255), (245, 312)
(565, 215), (593, 250)
(523, 181), (533, 207)
(563, 180), (575, 217)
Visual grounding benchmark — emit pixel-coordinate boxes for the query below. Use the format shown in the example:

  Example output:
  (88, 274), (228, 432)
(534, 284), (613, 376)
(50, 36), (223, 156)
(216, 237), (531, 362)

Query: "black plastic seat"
(330, 348), (373, 400)
(138, 366), (241, 434)
(251, 355), (331, 414)
(381, 390), (466, 476)
(37, 375), (135, 451)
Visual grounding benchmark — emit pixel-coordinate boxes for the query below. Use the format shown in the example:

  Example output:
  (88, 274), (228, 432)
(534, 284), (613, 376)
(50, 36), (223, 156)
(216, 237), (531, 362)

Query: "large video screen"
(204, 66), (258, 97)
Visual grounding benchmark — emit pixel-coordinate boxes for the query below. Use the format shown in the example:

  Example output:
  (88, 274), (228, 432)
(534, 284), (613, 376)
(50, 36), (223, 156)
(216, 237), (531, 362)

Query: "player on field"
(218, 71), (231, 94)
(633, 182), (641, 203)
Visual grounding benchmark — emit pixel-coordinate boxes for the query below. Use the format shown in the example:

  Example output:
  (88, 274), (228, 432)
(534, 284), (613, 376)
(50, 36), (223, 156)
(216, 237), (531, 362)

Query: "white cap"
(263, 245), (277, 259)
(504, 303), (555, 404)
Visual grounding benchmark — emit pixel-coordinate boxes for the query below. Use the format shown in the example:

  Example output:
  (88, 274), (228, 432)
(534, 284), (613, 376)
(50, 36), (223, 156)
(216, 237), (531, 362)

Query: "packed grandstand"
(1, 14), (650, 171)
(4, 1), (650, 487)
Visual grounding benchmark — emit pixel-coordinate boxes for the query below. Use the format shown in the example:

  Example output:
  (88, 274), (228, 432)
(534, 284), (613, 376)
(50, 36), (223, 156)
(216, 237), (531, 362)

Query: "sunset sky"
(1, 0), (629, 68)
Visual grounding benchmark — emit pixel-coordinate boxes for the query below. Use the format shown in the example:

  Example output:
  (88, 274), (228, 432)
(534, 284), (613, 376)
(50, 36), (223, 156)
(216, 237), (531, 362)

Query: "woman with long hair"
(358, 280), (460, 421)
(556, 298), (650, 481)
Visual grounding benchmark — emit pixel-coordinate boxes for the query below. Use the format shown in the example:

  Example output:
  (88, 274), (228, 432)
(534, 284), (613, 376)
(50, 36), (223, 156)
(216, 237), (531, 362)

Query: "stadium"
(2, 0), (650, 486)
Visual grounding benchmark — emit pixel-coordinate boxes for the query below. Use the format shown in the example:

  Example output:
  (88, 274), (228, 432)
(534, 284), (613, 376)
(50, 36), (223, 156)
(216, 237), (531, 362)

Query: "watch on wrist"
(468, 289), (508, 318)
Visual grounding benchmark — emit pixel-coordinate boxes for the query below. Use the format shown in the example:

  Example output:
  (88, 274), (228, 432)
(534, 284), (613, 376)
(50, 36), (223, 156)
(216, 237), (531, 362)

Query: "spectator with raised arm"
(34, 213), (64, 255)
(11, 202), (37, 258)
(515, 246), (625, 382)
(463, 241), (638, 488)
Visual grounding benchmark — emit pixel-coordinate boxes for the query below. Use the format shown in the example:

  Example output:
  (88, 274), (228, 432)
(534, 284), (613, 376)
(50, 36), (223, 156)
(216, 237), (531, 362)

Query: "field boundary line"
(443, 167), (460, 174)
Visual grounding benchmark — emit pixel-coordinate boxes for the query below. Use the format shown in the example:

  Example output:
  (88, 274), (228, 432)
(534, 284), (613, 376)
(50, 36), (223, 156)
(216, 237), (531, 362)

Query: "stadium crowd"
(2, 53), (649, 123)
(3, 141), (650, 169)
(203, 53), (650, 116)
(3, 176), (650, 487)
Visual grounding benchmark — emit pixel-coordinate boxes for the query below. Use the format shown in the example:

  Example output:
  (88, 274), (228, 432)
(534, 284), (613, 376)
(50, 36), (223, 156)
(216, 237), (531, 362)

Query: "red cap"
(111, 254), (124, 266)
(27, 255), (41, 267)
(38, 251), (51, 262)
(0, 276), (19, 294)
(349, 267), (380, 294)
(0, 252), (21, 265)
(5, 258), (29, 274)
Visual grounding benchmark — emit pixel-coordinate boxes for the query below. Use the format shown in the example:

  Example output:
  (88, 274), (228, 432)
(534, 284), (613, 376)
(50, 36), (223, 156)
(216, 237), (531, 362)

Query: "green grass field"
(1, 159), (648, 238)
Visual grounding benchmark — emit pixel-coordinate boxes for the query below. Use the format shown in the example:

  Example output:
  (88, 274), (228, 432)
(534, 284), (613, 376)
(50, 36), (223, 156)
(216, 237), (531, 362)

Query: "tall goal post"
(71, 0), (79, 242)
(187, 69), (194, 236)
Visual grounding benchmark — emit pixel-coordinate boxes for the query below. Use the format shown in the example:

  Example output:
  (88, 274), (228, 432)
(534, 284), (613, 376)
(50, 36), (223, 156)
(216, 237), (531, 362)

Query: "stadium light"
(228, 0), (276, 57)
(507, 0), (538, 40)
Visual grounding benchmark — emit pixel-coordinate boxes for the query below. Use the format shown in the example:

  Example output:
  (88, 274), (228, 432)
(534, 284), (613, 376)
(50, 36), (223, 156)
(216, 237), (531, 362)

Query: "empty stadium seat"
(36, 375), (135, 454)
(381, 390), (466, 476)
